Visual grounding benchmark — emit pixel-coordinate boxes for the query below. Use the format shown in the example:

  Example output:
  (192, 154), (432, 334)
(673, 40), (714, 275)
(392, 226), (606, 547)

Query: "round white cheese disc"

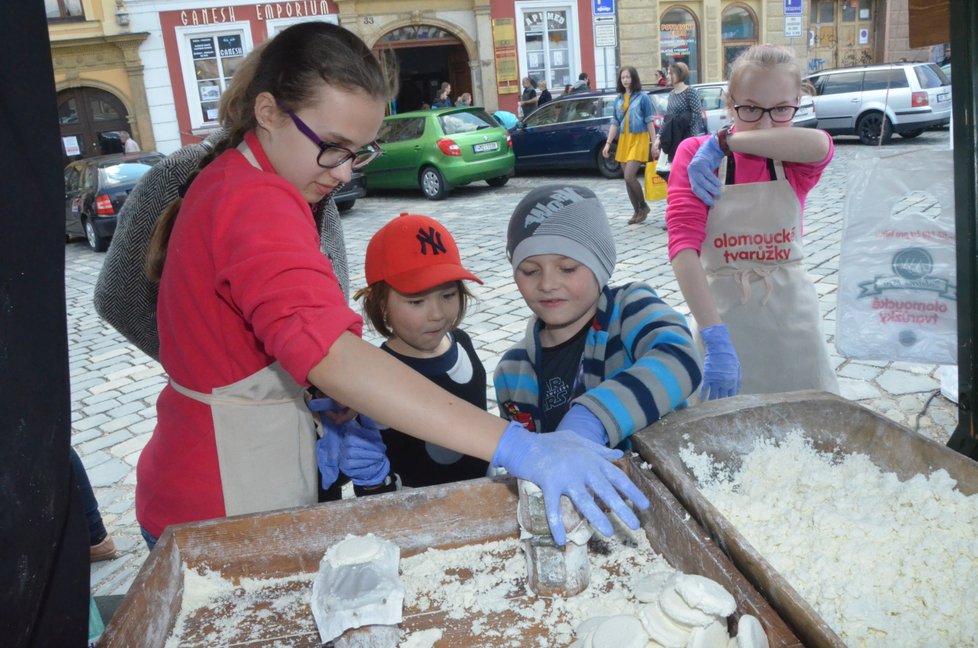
(591, 615), (649, 648)
(675, 574), (737, 617)
(660, 585), (717, 628)
(639, 602), (691, 648)
(687, 620), (729, 648)
(633, 571), (678, 603)
(577, 616), (611, 637)
(736, 614), (770, 648)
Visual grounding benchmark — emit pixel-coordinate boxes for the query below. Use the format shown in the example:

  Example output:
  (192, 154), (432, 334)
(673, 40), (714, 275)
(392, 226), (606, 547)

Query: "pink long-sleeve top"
(665, 131), (834, 262)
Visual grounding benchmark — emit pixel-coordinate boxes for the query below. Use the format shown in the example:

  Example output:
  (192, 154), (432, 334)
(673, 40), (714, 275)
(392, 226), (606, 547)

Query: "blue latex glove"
(309, 397), (342, 489)
(699, 323), (742, 400)
(687, 134), (725, 206)
(492, 422), (650, 545)
(556, 404), (609, 447)
(339, 414), (391, 487)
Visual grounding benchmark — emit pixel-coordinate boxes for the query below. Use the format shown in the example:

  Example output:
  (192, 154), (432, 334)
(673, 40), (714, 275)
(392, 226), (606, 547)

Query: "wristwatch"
(715, 125), (732, 156)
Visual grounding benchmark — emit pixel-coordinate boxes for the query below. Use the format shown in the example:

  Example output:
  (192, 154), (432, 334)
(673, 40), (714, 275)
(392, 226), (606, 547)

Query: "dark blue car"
(510, 92), (623, 178)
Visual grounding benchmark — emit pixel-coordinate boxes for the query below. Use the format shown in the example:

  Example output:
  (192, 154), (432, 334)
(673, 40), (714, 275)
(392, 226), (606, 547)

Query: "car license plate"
(937, 92), (949, 102)
(473, 142), (499, 153)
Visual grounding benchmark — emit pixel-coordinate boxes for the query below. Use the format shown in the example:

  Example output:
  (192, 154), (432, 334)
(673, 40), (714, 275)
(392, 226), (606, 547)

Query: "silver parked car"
(805, 62), (951, 145)
(691, 82), (817, 133)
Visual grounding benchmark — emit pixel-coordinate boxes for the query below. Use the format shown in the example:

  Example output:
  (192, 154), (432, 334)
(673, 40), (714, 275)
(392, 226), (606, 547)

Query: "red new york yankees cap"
(364, 213), (482, 294)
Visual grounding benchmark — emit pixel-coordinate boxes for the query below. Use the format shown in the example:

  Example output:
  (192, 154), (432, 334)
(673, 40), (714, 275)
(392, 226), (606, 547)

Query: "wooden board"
(99, 459), (802, 647)
(632, 390), (978, 648)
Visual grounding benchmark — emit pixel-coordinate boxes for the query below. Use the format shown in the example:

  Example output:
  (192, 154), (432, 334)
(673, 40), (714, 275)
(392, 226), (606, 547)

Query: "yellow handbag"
(644, 161), (667, 201)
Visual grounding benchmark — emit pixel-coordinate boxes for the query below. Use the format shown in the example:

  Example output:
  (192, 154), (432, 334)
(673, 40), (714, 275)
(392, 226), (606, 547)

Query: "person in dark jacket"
(537, 80), (552, 108)
(518, 76), (538, 117)
(655, 62), (705, 181)
(432, 81), (452, 108)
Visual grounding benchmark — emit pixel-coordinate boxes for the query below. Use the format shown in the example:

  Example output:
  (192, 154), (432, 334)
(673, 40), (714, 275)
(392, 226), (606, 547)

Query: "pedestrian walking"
(655, 62), (705, 182)
(602, 66), (658, 224)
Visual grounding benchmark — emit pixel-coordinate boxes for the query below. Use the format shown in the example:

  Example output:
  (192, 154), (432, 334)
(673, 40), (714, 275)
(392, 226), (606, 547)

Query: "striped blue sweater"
(494, 282), (702, 447)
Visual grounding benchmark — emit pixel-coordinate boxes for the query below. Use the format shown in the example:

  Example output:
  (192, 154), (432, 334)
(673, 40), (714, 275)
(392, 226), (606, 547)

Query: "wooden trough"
(98, 459), (802, 647)
(633, 390), (978, 648)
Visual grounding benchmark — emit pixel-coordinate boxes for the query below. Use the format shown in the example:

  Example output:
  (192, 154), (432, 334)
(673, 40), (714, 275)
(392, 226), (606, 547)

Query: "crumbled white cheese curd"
(399, 520), (675, 647)
(680, 431), (978, 648)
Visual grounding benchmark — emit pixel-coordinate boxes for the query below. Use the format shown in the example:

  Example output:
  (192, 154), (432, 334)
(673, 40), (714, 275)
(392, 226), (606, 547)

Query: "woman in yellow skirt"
(602, 66), (659, 224)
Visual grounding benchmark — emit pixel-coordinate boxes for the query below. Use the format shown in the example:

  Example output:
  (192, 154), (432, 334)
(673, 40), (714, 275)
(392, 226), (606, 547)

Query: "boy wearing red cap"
(355, 213), (490, 487)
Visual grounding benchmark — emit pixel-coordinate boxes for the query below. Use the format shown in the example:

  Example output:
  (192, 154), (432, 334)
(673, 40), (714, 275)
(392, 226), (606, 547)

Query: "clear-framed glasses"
(281, 107), (382, 169)
(732, 104), (799, 123)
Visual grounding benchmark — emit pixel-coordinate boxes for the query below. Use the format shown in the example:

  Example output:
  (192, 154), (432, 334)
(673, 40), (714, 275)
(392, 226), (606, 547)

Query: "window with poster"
(721, 5), (757, 79)
(177, 25), (252, 130)
(516, 2), (580, 97)
(660, 7), (700, 84)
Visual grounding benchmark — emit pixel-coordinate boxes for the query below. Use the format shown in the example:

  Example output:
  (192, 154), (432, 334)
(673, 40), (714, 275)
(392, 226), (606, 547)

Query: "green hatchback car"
(364, 107), (514, 200)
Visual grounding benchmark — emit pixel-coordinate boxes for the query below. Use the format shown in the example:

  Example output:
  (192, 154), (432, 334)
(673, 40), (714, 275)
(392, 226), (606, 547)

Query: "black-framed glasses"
(281, 107), (382, 170)
(732, 104), (799, 123)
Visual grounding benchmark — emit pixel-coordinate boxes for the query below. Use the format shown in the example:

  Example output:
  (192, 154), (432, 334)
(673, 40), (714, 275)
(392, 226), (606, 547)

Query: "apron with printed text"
(698, 157), (838, 395)
(170, 362), (319, 516)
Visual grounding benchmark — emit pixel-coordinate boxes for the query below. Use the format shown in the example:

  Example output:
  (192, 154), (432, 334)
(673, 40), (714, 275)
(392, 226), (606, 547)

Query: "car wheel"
(486, 175), (509, 187)
(336, 199), (355, 212)
(898, 128), (925, 139)
(420, 166), (448, 200)
(84, 219), (108, 252)
(596, 149), (623, 179)
(856, 112), (893, 146)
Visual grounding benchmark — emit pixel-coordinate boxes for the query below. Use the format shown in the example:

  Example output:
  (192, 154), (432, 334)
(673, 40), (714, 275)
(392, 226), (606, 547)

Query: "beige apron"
(169, 362), (319, 516)
(698, 157), (838, 395)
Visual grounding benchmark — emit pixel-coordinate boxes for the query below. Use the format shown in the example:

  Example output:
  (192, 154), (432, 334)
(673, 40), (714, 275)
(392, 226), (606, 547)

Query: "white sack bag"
(835, 148), (957, 364)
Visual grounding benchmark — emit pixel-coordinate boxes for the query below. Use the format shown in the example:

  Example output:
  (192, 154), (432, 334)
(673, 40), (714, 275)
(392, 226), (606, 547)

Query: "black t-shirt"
(379, 329), (490, 487)
(539, 321), (590, 432)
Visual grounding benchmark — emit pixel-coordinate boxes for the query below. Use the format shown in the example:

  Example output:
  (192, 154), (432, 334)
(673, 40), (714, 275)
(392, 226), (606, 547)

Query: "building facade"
(53, 0), (939, 157)
(48, 0), (153, 164)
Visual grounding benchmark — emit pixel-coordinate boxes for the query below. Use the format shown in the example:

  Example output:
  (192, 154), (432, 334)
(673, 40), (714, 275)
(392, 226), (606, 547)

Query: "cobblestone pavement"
(69, 129), (959, 597)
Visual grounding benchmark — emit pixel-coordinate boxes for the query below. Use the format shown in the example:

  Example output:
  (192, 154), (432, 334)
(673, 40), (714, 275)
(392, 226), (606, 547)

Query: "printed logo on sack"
(857, 247), (956, 301)
(416, 226), (447, 256)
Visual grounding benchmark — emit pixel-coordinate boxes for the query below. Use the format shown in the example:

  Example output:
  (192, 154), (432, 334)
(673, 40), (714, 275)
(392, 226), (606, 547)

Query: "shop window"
(660, 7), (700, 84)
(46, 0), (83, 19)
(516, 2), (579, 93)
(721, 5), (757, 79)
(177, 26), (252, 129)
(817, 1), (835, 23)
(721, 6), (756, 40)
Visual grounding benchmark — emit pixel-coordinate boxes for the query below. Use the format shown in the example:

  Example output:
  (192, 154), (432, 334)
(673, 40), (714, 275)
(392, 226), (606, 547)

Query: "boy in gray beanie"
(495, 184), (702, 448)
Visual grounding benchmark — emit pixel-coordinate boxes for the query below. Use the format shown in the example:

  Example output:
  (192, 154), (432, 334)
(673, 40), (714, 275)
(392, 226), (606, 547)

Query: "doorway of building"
(374, 25), (471, 113)
(808, 0), (876, 72)
(57, 87), (131, 166)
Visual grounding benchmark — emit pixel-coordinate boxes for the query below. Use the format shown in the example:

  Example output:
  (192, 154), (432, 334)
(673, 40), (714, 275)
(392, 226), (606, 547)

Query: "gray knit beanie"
(507, 184), (616, 287)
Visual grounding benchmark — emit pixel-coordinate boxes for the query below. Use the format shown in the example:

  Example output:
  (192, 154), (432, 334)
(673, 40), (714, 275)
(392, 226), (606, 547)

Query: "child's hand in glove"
(492, 422), (649, 545)
(699, 323), (742, 400)
(687, 135), (725, 206)
(339, 415), (391, 488)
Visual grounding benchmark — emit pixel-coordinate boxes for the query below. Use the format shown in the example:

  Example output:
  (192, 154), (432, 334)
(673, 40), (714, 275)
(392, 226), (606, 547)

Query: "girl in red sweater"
(137, 22), (647, 548)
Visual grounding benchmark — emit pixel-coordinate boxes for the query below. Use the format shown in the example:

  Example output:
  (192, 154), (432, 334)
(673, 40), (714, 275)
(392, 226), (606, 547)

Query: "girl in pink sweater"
(665, 44), (838, 400)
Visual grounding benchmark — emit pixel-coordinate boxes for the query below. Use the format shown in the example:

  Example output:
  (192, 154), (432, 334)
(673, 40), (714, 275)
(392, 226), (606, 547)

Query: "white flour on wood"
(680, 430), (978, 647)
(162, 519), (675, 646)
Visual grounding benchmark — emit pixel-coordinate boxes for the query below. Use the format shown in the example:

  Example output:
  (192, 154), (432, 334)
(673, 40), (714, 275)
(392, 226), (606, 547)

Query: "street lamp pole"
(946, 0), (978, 459)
